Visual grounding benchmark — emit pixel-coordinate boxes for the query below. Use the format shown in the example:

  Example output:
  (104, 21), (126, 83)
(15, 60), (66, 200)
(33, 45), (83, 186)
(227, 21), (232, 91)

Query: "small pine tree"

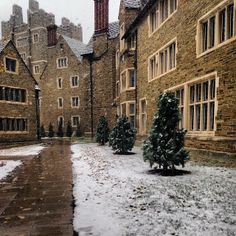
(143, 92), (189, 171)
(40, 125), (46, 138)
(48, 122), (54, 138)
(76, 123), (82, 137)
(66, 121), (73, 137)
(109, 116), (135, 154)
(96, 116), (109, 145)
(57, 121), (64, 137)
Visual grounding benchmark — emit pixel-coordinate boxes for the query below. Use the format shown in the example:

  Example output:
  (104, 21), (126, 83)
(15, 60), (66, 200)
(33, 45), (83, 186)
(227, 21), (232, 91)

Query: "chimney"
(94, 0), (109, 34)
(47, 24), (58, 47)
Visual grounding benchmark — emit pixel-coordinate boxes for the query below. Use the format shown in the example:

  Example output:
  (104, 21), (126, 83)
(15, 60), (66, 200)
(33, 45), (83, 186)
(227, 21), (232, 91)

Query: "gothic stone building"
(122, 0), (236, 154)
(0, 40), (39, 143)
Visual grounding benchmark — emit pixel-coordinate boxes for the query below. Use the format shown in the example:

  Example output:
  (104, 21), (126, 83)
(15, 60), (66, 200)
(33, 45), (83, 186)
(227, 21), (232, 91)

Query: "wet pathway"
(0, 141), (74, 236)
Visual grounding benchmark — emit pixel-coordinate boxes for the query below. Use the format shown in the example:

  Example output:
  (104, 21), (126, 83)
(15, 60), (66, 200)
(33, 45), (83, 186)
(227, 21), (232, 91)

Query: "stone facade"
(0, 41), (38, 143)
(122, 0), (236, 153)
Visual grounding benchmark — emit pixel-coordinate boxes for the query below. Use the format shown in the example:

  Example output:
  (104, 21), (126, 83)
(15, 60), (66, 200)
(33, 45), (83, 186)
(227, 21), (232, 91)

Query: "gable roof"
(82, 21), (119, 55)
(61, 35), (87, 62)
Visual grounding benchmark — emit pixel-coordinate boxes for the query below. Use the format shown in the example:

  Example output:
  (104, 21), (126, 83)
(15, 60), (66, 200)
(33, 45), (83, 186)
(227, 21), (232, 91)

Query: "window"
(189, 78), (216, 132)
(58, 97), (63, 108)
(57, 57), (68, 68)
(33, 65), (40, 74)
(32, 34), (39, 43)
(71, 97), (80, 108)
(116, 50), (120, 69)
(20, 53), (26, 61)
(149, 0), (177, 34)
(168, 73), (217, 135)
(121, 69), (136, 92)
(5, 58), (17, 73)
(148, 39), (177, 81)
(120, 23), (125, 51)
(0, 86), (26, 103)
(16, 37), (28, 47)
(0, 118), (28, 132)
(128, 34), (136, 50)
(71, 76), (79, 87)
(139, 99), (147, 134)
(198, 1), (235, 55)
(128, 103), (136, 128)
(121, 103), (126, 116)
(116, 81), (120, 98)
(174, 88), (184, 129)
(58, 116), (64, 127)
(57, 78), (63, 89)
(72, 116), (80, 127)
(121, 71), (126, 92)
(128, 70), (136, 88)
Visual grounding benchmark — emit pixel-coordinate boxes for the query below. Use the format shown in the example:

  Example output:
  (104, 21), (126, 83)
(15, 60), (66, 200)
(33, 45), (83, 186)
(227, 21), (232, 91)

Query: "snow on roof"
(108, 21), (119, 39)
(83, 22), (119, 55)
(124, 0), (142, 8)
(62, 35), (87, 62)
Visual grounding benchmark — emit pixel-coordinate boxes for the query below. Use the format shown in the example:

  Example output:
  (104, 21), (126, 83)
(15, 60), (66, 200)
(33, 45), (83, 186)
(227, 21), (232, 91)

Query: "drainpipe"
(134, 29), (138, 131)
(35, 85), (41, 140)
(89, 55), (94, 139)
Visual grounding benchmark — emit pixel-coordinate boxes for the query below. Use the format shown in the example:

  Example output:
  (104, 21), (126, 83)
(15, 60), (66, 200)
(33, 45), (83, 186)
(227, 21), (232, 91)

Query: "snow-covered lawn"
(0, 144), (45, 157)
(71, 143), (236, 236)
(0, 160), (22, 181)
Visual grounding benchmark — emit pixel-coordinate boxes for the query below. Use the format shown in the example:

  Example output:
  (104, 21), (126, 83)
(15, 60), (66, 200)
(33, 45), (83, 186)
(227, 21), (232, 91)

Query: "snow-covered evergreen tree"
(66, 121), (73, 137)
(57, 121), (64, 137)
(40, 125), (46, 138)
(143, 92), (189, 171)
(48, 123), (54, 138)
(109, 116), (135, 154)
(96, 116), (109, 145)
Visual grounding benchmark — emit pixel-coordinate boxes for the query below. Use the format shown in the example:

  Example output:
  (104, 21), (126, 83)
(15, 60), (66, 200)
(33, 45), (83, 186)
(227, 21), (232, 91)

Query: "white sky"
(0, 0), (120, 43)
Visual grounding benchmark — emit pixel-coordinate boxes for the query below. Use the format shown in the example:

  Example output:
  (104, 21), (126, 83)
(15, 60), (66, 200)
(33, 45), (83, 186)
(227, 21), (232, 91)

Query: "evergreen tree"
(48, 122), (54, 138)
(66, 121), (73, 137)
(57, 121), (64, 137)
(40, 125), (46, 138)
(109, 116), (135, 154)
(96, 116), (109, 145)
(143, 92), (189, 171)
(76, 123), (82, 137)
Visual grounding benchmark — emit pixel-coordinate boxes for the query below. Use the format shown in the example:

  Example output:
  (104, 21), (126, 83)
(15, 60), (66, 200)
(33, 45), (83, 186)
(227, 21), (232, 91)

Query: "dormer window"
(5, 57), (17, 73)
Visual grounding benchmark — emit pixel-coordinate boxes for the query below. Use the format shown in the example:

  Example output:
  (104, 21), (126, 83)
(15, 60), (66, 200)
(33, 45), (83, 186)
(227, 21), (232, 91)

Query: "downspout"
(35, 85), (41, 140)
(89, 55), (94, 139)
(134, 30), (138, 131)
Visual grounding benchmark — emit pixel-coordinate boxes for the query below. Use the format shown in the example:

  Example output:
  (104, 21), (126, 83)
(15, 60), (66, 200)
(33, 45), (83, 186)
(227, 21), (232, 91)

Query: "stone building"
(122, 0), (236, 154)
(0, 40), (39, 143)
(82, 0), (119, 136)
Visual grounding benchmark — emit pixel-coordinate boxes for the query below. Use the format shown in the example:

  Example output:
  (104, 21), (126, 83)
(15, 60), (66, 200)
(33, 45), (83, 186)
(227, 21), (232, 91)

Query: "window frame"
(71, 96), (80, 108)
(197, 0), (236, 57)
(57, 77), (63, 89)
(0, 117), (28, 133)
(4, 57), (18, 74)
(32, 33), (39, 44)
(57, 57), (68, 69)
(71, 116), (80, 127)
(139, 98), (147, 135)
(70, 75), (79, 88)
(33, 65), (40, 75)
(58, 97), (63, 109)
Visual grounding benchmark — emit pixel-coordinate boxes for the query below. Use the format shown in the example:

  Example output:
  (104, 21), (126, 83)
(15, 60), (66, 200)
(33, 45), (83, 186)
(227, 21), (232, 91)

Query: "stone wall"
(136, 0), (236, 153)
(0, 42), (38, 142)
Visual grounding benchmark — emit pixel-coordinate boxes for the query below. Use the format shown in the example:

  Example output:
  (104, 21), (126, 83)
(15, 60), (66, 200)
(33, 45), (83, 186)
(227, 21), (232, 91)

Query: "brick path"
(0, 141), (74, 236)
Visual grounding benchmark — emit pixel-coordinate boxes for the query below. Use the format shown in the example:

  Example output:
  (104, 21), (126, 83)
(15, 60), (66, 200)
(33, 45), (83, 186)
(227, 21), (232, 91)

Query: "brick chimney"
(94, 0), (109, 34)
(47, 24), (57, 47)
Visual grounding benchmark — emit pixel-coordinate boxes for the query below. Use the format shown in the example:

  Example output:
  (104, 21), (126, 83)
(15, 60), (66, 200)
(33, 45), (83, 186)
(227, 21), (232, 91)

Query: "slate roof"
(124, 0), (142, 8)
(82, 21), (119, 55)
(62, 35), (87, 62)
(0, 41), (5, 53)
(108, 21), (119, 39)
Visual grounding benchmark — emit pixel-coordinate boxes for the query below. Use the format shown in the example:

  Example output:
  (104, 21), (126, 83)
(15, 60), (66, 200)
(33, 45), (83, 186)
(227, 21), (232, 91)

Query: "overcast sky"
(0, 0), (120, 43)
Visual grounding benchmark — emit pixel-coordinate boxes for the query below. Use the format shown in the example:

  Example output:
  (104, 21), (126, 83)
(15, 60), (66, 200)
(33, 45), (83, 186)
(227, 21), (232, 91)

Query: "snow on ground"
(0, 144), (45, 156)
(71, 143), (236, 236)
(0, 160), (22, 180)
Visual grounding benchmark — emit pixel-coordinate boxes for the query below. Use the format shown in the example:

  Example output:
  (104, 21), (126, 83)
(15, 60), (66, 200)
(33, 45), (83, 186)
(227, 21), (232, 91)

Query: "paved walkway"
(0, 141), (74, 236)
